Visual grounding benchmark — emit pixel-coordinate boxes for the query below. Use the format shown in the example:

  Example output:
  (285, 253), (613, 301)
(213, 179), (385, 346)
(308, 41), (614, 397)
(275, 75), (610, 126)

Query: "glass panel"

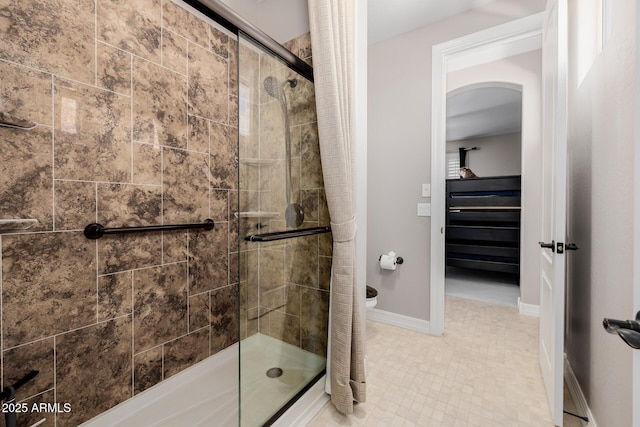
(237, 34), (331, 427)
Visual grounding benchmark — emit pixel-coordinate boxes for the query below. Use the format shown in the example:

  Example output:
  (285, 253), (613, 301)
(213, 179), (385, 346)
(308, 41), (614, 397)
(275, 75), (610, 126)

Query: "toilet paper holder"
(379, 254), (404, 264)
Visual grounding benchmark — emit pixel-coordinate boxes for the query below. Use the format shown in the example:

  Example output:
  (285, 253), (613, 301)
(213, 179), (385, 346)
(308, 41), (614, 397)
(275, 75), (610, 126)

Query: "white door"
(539, 0), (568, 425)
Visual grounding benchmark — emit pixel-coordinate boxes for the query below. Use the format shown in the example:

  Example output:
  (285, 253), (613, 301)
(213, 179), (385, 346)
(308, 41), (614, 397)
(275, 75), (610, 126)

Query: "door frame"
(429, 13), (544, 336)
(633, 3), (640, 426)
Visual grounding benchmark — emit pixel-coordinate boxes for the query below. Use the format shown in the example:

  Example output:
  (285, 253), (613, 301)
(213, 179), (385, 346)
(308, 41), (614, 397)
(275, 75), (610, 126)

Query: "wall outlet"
(417, 203), (431, 217)
(422, 183), (431, 197)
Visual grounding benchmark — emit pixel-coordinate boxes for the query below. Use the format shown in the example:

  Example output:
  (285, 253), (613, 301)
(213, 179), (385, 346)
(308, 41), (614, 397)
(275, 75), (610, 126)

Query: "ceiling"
(446, 87), (522, 141)
(368, 0), (495, 45)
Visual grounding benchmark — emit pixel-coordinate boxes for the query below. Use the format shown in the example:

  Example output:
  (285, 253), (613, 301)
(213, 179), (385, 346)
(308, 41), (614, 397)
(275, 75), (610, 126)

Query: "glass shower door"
(237, 34), (332, 426)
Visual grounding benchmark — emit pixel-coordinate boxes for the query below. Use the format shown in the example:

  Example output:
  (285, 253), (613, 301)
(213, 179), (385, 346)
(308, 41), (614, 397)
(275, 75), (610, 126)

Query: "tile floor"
(445, 267), (520, 307)
(307, 296), (586, 427)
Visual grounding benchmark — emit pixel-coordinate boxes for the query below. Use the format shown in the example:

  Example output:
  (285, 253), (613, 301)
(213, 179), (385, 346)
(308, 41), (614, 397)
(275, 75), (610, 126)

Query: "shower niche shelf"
(0, 219), (39, 232)
(239, 158), (279, 167)
(234, 211), (281, 219)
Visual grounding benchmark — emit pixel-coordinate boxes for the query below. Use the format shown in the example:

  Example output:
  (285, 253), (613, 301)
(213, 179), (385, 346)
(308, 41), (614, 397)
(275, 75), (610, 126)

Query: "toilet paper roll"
(379, 254), (397, 270)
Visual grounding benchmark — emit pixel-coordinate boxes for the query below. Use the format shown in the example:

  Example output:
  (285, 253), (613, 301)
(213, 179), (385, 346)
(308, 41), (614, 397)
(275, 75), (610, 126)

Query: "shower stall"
(237, 34), (332, 426)
(0, 0), (330, 426)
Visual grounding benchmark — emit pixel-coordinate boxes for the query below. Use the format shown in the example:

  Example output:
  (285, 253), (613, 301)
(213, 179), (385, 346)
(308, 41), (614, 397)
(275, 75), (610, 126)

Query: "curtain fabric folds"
(308, 0), (366, 415)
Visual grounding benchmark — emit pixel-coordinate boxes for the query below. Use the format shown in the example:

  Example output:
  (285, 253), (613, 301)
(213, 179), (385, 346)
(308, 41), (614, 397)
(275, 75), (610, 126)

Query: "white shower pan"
(82, 334), (327, 427)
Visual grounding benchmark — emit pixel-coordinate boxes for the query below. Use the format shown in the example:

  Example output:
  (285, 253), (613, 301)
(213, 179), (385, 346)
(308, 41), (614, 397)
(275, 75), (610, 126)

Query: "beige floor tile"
(307, 295), (588, 427)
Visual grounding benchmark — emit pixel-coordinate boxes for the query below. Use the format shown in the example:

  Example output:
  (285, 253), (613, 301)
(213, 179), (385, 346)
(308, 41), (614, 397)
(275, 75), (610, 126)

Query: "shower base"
(81, 334), (325, 427)
(240, 334), (326, 426)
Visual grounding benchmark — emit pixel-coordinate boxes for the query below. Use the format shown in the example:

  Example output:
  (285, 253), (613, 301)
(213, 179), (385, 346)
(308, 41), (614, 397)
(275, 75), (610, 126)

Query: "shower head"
(262, 75), (303, 227)
(263, 77), (298, 99)
(264, 76), (281, 98)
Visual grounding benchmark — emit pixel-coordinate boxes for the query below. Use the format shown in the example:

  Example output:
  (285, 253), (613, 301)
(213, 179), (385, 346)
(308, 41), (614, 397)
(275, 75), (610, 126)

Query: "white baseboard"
(366, 308), (430, 333)
(564, 356), (598, 427)
(517, 297), (540, 317)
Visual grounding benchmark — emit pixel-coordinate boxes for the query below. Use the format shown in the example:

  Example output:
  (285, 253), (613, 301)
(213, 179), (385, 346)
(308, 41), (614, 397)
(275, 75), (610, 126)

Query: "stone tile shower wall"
(0, 1), (238, 425)
(238, 34), (331, 358)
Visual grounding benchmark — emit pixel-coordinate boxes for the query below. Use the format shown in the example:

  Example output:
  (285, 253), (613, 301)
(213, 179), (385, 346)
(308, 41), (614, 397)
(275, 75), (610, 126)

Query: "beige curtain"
(308, 0), (366, 415)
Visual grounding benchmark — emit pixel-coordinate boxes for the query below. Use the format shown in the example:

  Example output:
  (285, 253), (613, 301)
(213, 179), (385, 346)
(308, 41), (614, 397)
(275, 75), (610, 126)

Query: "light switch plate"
(421, 184), (431, 197)
(417, 203), (431, 217)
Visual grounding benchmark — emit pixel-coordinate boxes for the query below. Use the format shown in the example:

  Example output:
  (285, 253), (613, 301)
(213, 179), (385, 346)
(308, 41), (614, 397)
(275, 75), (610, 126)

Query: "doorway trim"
(633, 3), (640, 426)
(429, 13), (544, 336)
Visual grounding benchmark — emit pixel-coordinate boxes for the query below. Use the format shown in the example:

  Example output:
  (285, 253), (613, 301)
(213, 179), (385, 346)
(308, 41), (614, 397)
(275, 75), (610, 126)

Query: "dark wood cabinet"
(445, 175), (521, 276)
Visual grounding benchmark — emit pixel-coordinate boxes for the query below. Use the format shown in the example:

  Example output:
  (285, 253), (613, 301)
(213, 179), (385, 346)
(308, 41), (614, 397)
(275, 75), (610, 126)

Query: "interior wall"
(635, 4), (640, 426)
(447, 132), (522, 177)
(367, 0), (546, 320)
(0, 2), (239, 425)
(447, 50), (542, 305)
(565, 1), (636, 426)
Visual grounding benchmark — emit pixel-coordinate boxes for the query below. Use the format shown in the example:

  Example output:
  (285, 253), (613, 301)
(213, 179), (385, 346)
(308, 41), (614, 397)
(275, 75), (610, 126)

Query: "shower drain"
(266, 367), (283, 378)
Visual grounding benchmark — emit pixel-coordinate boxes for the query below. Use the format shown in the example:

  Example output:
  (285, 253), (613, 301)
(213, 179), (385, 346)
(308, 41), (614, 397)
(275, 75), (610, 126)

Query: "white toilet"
(366, 286), (378, 308)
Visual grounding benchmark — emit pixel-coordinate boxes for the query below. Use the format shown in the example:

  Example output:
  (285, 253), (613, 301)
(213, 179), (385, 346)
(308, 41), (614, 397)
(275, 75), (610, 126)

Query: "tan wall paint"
(447, 132), (523, 177)
(565, 1), (636, 426)
(367, 0), (546, 320)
